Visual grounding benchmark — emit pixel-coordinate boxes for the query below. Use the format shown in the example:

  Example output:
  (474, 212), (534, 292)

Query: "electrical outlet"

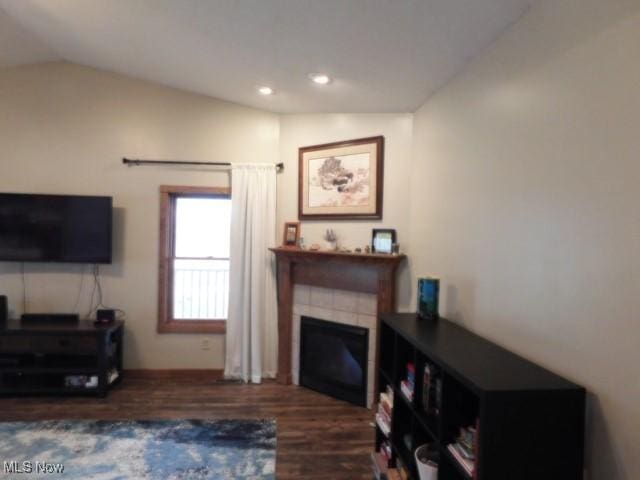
(200, 339), (211, 351)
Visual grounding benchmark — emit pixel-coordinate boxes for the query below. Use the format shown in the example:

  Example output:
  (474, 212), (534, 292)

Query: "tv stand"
(0, 319), (124, 397)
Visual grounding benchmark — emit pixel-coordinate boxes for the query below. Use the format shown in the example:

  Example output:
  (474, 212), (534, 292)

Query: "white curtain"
(224, 164), (278, 383)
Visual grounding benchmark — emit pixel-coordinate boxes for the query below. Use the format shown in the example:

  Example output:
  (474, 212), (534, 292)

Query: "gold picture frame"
(298, 136), (384, 220)
(282, 222), (300, 248)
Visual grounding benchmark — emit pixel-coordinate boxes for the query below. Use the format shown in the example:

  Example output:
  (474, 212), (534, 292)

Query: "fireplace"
(300, 316), (369, 407)
(270, 247), (406, 402)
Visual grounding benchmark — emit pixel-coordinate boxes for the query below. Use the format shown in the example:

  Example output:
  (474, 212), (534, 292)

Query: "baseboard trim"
(124, 369), (224, 380)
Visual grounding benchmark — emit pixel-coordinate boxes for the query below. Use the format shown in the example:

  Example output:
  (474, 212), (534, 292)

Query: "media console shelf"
(0, 319), (124, 397)
(374, 313), (585, 480)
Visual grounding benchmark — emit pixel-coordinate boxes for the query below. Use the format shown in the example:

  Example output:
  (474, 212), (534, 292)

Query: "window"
(158, 186), (231, 333)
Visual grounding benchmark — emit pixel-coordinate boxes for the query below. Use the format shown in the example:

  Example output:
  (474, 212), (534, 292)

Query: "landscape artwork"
(308, 152), (371, 208)
(298, 136), (384, 220)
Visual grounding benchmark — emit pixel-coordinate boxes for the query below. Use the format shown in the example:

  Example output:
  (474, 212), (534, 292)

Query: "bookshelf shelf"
(373, 313), (586, 480)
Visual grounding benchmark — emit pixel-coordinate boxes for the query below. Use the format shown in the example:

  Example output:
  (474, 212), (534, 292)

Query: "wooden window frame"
(158, 185), (230, 334)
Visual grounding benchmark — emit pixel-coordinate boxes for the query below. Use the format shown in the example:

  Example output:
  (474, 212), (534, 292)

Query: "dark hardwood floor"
(0, 376), (374, 479)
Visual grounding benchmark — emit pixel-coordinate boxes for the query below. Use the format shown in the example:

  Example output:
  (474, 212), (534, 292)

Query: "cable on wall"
(70, 265), (86, 314)
(84, 265), (126, 321)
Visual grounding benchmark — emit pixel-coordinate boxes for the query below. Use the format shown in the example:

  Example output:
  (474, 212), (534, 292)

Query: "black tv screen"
(0, 193), (112, 264)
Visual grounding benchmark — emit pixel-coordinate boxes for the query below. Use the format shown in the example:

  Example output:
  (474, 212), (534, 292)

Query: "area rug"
(0, 419), (276, 479)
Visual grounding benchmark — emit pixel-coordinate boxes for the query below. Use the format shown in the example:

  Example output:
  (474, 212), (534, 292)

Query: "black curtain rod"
(123, 158), (284, 171)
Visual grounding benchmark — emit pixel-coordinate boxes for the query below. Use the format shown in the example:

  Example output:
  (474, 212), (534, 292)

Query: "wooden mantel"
(270, 247), (406, 384)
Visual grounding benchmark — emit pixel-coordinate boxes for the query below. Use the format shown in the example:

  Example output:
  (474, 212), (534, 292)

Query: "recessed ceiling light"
(258, 86), (274, 95)
(309, 73), (331, 85)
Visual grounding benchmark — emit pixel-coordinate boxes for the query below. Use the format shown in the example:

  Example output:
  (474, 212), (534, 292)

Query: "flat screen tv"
(0, 193), (112, 264)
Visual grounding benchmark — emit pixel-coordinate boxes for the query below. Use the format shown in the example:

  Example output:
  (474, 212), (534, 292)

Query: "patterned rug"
(0, 419), (276, 479)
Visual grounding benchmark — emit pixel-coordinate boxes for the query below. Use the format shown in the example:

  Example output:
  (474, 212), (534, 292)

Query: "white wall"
(0, 62), (279, 369)
(409, 0), (640, 478)
(278, 113), (414, 310)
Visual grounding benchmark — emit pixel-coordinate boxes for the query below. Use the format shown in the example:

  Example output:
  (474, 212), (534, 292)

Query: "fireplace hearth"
(299, 316), (368, 407)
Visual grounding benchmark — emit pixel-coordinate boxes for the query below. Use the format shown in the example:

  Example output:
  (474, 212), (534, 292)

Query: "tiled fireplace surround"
(271, 248), (405, 410)
(292, 285), (378, 407)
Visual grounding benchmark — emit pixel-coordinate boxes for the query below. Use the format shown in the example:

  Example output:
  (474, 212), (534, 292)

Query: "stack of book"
(447, 424), (478, 477)
(400, 362), (415, 402)
(375, 386), (394, 438)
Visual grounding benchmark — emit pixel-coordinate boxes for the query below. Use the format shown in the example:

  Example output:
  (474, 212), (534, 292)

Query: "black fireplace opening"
(299, 316), (368, 407)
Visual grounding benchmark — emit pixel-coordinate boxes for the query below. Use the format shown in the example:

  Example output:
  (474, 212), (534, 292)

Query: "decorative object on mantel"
(309, 243), (321, 251)
(323, 228), (338, 251)
(354, 248), (362, 253)
(298, 136), (384, 220)
(364, 245), (371, 254)
(372, 228), (396, 254)
(417, 277), (440, 321)
(282, 222), (300, 248)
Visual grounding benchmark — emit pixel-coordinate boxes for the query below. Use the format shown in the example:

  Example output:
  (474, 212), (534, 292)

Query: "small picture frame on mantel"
(371, 228), (396, 254)
(282, 222), (300, 248)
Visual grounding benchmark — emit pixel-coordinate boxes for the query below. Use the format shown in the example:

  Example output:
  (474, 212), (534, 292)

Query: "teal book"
(417, 277), (439, 320)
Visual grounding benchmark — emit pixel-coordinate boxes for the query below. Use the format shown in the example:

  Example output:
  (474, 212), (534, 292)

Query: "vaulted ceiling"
(0, 0), (532, 113)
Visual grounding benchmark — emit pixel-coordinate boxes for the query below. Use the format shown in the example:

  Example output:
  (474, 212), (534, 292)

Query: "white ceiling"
(0, 8), (59, 67)
(0, 0), (532, 113)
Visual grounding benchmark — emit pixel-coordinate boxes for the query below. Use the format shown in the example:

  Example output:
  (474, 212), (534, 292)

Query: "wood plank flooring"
(0, 376), (374, 479)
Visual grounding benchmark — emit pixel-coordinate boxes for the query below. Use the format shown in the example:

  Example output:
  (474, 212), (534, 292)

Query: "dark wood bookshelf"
(0, 319), (124, 397)
(374, 313), (585, 480)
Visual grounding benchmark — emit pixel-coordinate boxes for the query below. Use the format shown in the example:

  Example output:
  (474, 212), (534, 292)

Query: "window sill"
(157, 319), (227, 334)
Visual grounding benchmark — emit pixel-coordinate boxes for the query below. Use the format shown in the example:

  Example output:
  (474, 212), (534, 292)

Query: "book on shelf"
(376, 386), (394, 437)
(400, 363), (416, 402)
(400, 379), (414, 402)
(380, 391), (393, 416)
(421, 362), (442, 416)
(447, 421), (479, 477)
(447, 443), (474, 476)
(380, 440), (392, 462)
(375, 413), (391, 437)
(406, 362), (415, 382)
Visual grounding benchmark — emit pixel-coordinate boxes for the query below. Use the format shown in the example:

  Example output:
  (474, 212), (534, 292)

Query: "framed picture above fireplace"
(298, 136), (384, 220)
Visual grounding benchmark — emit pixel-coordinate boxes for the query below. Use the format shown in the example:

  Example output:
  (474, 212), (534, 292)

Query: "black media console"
(0, 319), (124, 397)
